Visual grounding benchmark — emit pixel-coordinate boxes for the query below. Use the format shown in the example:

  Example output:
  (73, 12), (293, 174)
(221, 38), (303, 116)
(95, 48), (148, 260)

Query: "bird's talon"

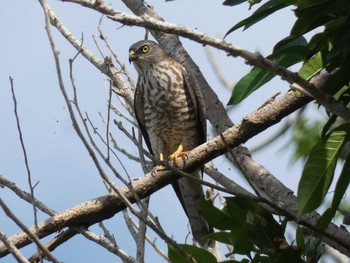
(169, 145), (187, 161)
(151, 165), (166, 175)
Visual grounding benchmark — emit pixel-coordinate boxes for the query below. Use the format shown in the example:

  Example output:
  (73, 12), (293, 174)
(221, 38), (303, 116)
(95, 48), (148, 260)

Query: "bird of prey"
(129, 40), (212, 247)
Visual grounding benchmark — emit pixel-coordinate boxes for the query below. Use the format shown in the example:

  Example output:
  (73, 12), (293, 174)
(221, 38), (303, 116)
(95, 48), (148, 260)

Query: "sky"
(0, 0), (343, 262)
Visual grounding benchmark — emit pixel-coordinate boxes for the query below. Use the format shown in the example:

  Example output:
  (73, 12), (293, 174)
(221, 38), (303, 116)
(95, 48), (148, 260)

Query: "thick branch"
(2, 90), (350, 257)
(46, 0), (350, 255)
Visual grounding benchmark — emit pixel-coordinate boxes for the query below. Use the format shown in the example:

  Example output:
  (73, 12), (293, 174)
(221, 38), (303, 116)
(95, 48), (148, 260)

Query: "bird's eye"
(142, 45), (149, 53)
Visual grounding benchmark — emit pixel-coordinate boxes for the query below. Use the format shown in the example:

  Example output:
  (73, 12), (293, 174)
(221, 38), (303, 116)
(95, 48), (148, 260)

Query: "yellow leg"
(169, 144), (187, 161)
(152, 153), (165, 172)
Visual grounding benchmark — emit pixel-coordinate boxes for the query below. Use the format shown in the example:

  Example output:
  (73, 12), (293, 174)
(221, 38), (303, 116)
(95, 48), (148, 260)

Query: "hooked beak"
(129, 50), (136, 63)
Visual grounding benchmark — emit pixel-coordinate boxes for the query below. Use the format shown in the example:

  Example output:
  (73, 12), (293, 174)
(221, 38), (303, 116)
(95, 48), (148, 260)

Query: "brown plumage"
(129, 40), (212, 247)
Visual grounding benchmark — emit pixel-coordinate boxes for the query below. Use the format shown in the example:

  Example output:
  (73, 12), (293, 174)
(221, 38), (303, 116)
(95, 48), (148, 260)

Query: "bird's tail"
(172, 169), (213, 248)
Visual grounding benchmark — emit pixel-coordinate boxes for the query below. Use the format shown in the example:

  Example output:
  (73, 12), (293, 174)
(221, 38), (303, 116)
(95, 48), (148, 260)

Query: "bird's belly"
(144, 96), (197, 159)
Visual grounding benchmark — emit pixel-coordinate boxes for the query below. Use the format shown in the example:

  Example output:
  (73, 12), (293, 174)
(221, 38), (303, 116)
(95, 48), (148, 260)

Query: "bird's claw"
(168, 145), (187, 162)
(151, 165), (166, 176)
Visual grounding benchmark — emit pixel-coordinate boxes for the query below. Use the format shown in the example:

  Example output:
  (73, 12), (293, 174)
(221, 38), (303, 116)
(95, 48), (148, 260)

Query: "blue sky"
(0, 1), (324, 262)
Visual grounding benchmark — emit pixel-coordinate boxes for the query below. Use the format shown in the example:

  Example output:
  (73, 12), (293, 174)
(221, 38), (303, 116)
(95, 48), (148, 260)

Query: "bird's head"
(129, 40), (167, 72)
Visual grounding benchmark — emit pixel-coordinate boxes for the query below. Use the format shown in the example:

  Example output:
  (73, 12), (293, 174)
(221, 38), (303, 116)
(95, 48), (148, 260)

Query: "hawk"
(129, 40), (212, 247)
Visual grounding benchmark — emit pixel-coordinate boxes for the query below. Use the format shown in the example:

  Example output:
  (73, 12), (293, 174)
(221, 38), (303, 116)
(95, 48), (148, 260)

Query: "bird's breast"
(139, 63), (197, 151)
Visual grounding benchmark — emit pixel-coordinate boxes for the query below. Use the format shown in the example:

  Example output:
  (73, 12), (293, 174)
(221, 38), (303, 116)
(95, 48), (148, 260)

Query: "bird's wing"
(182, 69), (207, 146)
(172, 67), (207, 207)
(171, 69), (212, 247)
(134, 80), (154, 155)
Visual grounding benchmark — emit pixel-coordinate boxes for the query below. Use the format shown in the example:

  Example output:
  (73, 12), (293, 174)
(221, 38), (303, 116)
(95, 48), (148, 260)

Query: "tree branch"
(40, 0), (350, 256)
(1, 88), (350, 257)
(62, 0), (350, 121)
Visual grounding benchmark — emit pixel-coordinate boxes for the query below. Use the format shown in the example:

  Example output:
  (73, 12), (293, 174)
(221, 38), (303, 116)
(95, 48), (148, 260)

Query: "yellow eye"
(142, 45), (149, 53)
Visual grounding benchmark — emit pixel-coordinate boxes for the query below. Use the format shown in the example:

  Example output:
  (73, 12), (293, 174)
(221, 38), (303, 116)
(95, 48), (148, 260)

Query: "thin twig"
(99, 112), (142, 162)
(77, 227), (137, 263)
(0, 175), (56, 216)
(123, 210), (138, 241)
(97, 25), (136, 90)
(28, 229), (78, 263)
(0, 231), (29, 263)
(99, 222), (117, 245)
(9, 77), (41, 261)
(106, 80), (113, 160)
(205, 46), (233, 90)
(0, 198), (61, 263)
(136, 197), (149, 263)
(129, 214), (169, 261)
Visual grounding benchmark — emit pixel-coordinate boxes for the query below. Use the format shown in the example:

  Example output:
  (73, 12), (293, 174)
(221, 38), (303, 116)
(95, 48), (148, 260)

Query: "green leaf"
(273, 36), (308, 53)
(292, 0), (350, 37)
(168, 245), (187, 263)
(168, 244), (217, 263)
(223, 0), (247, 6)
(296, 0), (331, 9)
(321, 114), (338, 138)
(225, 197), (285, 250)
(225, 0), (288, 36)
(205, 231), (233, 245)
(229, 226), (255, 255)
(199, 198), (234, 230)
(322, 52), (350, 95)
(316, 207), (334, 230)
(298, 52), (324, 80)
(275, 247), (304, 263)
(291, 118), (325, 162)
(228, 45), (308, 105)
(296, 225), (305, 252)
(331, 154), (350, 211)
(297, 124), (350, 215)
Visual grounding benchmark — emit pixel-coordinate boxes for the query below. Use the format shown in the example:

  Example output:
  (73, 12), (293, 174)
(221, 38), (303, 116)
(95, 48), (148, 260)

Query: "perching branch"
(1, 86), (350, 257)
(37, 0), (350, 256)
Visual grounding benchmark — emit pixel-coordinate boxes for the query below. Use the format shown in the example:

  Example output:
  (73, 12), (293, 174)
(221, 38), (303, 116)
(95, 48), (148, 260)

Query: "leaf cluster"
(169, 198), (306, 262)
(226, 0), (350, 105)
(223, 0), (350, 221)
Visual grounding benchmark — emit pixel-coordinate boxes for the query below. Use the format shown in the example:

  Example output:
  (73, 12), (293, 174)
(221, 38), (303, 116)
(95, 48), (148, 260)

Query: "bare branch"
(77, 227), (137, 263)
(46, 2), (135, 110)
(0, 175), (56, 216)
(62, 0), (350, 120)
(97, 25), (136, 90)
(28, 229), (78, 263)
(9, 78), (39, 226)
(129, 215), (169, 261)
(0, 231), (29, 263)
(107, 14), (347, 120)
(0, 198), (61, 263)
(2, 86), (350, 256)
(28, 0), (350, 258)
(205, 47), (233, 90)
(9, 76), (42, 261)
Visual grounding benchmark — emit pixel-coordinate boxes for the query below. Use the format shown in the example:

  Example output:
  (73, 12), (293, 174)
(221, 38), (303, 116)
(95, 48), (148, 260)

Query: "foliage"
(290, 117), (325, 162)
(225, 0), (350, 217)
(227, 0), (350, 105)
(166, 0), (350, 261)
(169, 198), (308, 262)
(297, 123), (350, 215)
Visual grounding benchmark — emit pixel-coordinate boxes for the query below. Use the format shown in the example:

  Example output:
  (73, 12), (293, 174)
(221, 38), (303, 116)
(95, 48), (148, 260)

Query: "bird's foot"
(151, 153), (166, 175)
(168, 145), (187, 162)
(151, 165), (166, 176)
